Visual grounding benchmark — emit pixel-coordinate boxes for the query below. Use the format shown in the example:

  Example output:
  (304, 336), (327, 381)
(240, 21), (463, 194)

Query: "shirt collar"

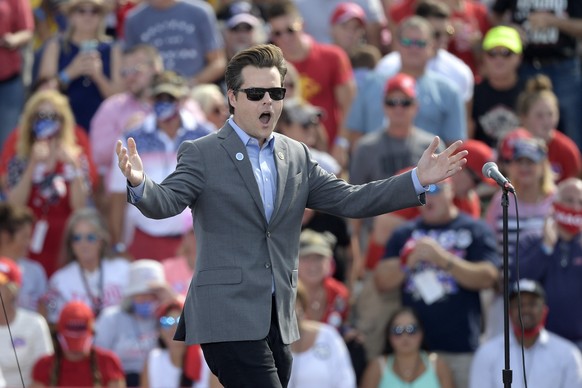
(228, 117), (275, 149)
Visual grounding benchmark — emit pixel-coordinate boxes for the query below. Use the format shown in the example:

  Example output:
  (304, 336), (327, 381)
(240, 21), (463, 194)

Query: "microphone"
(482, 162), (515, 193)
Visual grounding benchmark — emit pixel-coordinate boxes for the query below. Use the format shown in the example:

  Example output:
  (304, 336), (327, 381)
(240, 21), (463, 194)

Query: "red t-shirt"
(32, 347), (125, 387)
(547, 129), (582, 183)
(0, 0), (34, 80)
(289, 37), (354, 146)
(389, 0), (416, 25)
(320, 276), (350, 329)
(449, 2), (490, 77)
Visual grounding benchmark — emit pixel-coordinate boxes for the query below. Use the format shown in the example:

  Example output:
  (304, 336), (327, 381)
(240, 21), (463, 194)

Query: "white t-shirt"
(45, 258), (130, 323)
(0, 309), (53, 387)
(376, 49), (474, 102)
(147, 347), (212, 388)
(289, 323), (356, 388)
(469, 329), (582, 388)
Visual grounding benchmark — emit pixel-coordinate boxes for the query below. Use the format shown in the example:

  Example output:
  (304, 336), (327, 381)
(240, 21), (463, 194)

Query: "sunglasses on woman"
(35, 111), (61, 121)
(384, 98), (414, 108)
(391, 324), (419, 336)
(236, 87), (286, 101)
(71, 233), (99, 243)
(74, 7), (100, 15)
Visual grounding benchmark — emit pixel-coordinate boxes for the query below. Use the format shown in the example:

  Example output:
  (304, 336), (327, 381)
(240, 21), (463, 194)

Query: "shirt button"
(265, 263), (271, 269)
(266, 231), (271, 238)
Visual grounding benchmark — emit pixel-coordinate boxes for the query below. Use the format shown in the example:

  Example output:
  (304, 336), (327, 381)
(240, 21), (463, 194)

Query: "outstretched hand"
(116, 137), (144, 187)
(416, 137), (467, 187)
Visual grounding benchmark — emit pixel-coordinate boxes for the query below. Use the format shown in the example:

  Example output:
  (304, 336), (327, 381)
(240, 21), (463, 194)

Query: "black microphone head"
(482, 161), (497, 178)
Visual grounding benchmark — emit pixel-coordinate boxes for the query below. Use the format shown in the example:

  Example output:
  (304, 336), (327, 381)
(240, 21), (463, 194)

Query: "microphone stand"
(501, 188), (512, 388)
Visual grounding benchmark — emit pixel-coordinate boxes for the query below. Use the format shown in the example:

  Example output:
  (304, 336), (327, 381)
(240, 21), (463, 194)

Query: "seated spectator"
(0, 257), (53, 387)
(360, 307), (454, 388)
(141, 299), (218, 388)
(0, 90), (97, 277)
(516, 75), (582, 183)
(469, 279), (582, 388)
(374, 177), (500, 388)
(43, 208), (130, 324)
(471, 26), (524, 147)
(37, 0), (122, 131)
(108, 71), (213, 261)
(31, 301), (126, 387)
(0, 202), (48, 312)
(162, 229), (196, 297)
(288, 281), (356, 388)
(94, 259), (176, 387)
(516, 178), (582, 351)
(190, 84), (230, 131)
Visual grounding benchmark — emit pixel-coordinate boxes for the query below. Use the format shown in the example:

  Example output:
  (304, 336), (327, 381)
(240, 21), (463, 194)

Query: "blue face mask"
(133, 301), (157, 319)
(33, 118), (61, 139)
(153, 101), (179, 122)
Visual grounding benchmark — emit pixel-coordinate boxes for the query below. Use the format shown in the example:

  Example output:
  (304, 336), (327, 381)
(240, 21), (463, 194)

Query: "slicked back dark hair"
(225, 44), (287, 114)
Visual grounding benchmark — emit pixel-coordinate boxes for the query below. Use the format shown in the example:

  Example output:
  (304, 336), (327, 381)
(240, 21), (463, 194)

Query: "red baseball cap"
(330, 2), (366, 26)
(0, 257), (21, 287)
(498, 128), (533, 162)
(457, 139), (496, 184)
(384, 73), (416, 98)
(57, 301), (94, 353)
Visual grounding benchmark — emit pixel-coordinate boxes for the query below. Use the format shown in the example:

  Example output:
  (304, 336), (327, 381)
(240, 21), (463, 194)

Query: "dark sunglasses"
(385, 98), (414, 108)
(230, 23), (254, 33)
(74, 7), (100, 15)
(71, 233), (99, 243)
(159, 315), (180, 329)
(391, 324), (419, 336)
(485, 48), (513, 58)
(400, 38), (428, 48)
(237, 87), (286, 101)
(271, 25), (300, 38)
(35, 111), (61, 121)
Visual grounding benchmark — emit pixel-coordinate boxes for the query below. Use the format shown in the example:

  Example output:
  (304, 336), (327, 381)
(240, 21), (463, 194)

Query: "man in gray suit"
(116, 44), (468, 388)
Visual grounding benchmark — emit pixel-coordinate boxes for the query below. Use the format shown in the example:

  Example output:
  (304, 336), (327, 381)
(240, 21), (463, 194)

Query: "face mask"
(133, 300), (157, 319)
(553, 202), (582, 235)
(153, 101), (179, 122)
(33, 119), (61, 140)
(512, 305), (548, 341)
(57, 333), (93, 354)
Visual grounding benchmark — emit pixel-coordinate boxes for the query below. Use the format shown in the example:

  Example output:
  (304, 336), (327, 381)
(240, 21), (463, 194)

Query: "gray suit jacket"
(132, 123), (423, 345)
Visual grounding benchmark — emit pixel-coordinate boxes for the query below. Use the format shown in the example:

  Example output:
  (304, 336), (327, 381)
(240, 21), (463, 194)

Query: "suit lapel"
(219, 124), (267, 222)
(270, 135), (289, 223)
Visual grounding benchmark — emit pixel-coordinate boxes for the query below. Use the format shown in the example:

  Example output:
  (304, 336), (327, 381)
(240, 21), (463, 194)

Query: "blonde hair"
(517, 74), (559, 117)
(190, 84), (226, 114)
(62, 0), (110, 54)
(17, 90), (79, 158)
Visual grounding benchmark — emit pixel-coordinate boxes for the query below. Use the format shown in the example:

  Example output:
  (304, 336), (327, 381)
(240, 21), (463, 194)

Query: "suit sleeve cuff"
(411, 167), (430, 195)
(127, 179), (145, 203)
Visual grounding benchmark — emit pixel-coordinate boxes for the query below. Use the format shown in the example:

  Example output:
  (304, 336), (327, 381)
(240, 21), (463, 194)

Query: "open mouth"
(259, 112), (272, 125)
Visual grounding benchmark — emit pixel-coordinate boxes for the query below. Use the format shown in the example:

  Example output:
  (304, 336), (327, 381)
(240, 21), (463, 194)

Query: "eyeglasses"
(74, 7), (100, 15)
(391, 324), (419, 336)
(120, 65), (145, 78)
(71, 233), (99, 243)
(230, 23), (254, 33)
(236, 87), (286, 101)
(399, 38), (428, 48)
(384, 98), (414, 108)
(159, 315), (180, 329)
(271, 24), (301, 38)
(485, 48), (513, 59)
(35, 111), (61, 121)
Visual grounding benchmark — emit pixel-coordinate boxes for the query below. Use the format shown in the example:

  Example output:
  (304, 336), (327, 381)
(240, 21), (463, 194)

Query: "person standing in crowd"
(190, 84), (230, 132)
(37, 0), (122, 131)
(0, 0), (34, 149)
(220, 8), (266, 63)
(123, 0), (225, 85)
(491, 0), (582, 152)
(0, 202), (48, 312)
(360, 307), (454, 388)
(375, 178), (500, 388)
(115, 44), (468, 387)
(469, 279), (582, 388)
(0, 257), (53, 387)
(516, 75), (582, 183)
(266, 0), (356, 156)
(329, 2), (368, 56)
(471, 25), (524, 147)
(43, 208), (130, 324)
(109, 71), (213, 261)
(94, 259), (176, 387)
(516, 178), (582, 351)
(0, 90), (97, 277)
(31, 300), (126, 387)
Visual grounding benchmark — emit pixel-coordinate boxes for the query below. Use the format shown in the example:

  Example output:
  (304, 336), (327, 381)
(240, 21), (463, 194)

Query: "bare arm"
(107, 378), (126, 388)
(191, 49), (227, 85)
(109, 193), (128, 251)
(434, 353), (456, 388)
(5, 161), (35, 206)
(140, 357), (150, 388)
(359, 357), (383, 388)
(529, 13), (582, 39)
(89, 43), (123, 98)
(374, 257), (405, 292)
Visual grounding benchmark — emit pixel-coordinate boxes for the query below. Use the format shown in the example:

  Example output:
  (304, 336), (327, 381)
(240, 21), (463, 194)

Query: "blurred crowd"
(1, 0), (582, 387)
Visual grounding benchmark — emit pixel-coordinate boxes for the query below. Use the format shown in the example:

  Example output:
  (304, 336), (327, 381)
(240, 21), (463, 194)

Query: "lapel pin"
(277, 151), (284, 160)
(236, 152), (244, 161)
